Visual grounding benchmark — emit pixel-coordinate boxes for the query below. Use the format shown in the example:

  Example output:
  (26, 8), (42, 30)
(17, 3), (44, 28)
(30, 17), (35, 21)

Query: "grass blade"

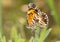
(43, 28), (52, 41)
(34, 25), (40, 42)
(38, 26), (47, 42)
(1, 36), (6, 42)
(0, 0), (2, 41)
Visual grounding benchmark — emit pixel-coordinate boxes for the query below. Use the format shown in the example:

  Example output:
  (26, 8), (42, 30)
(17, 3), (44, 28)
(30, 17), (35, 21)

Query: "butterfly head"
(28, 3), (36, 9)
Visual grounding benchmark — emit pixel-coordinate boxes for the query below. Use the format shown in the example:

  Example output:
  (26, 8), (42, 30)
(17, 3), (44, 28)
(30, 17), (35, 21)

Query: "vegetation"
(0, 0), (60, 42)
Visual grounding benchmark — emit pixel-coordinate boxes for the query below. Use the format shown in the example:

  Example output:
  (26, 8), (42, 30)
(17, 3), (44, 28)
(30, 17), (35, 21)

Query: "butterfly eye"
(28, 3), (36, 9)
(35, 10), (38, 12)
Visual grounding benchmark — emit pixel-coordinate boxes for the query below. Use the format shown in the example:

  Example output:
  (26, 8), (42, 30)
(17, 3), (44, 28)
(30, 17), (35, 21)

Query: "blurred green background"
(0, 0), (60, 42)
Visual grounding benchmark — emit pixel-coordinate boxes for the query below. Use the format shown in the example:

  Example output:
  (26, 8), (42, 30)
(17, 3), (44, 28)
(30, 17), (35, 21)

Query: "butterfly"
(26, 3), (49, 29)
